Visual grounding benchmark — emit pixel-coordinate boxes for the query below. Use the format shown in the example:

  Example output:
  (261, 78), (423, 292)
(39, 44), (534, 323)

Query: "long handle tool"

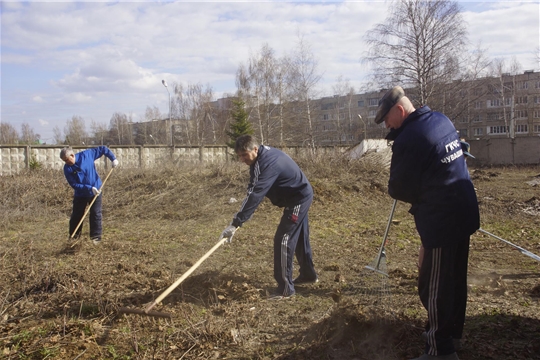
(478, 228), (540, 262)
(70, 167), (115, 247)
(119, 236), (229, 318)
(365, 199), (398, 276)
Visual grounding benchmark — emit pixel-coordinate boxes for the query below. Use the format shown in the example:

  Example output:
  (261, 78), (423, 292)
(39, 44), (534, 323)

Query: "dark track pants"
(69, 194), (102, 239)
(419, 236), (470, 356)
(273, 195), (316, 296)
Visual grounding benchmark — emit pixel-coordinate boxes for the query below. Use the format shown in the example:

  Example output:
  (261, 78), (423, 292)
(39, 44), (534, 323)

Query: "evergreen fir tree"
(226, 98), (253, 148)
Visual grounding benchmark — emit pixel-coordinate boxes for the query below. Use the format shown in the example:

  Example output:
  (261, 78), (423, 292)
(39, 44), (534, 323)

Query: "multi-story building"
(315, 70), (540, 145)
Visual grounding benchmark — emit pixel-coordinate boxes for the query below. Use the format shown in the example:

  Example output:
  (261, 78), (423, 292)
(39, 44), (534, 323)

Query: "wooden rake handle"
(144, 237), (228, 313)
(70, 167), (115, 239)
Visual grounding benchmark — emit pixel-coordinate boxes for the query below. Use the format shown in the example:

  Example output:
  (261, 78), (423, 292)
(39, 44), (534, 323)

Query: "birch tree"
(364, 0), (468, 105)
(0, 122), (19, 144)
(289, 35), (322, 150)
(64, 115), (88, 145)
(20, 123), (40, 144)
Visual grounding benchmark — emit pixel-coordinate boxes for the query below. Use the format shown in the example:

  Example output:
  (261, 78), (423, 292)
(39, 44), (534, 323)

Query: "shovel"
(119, 236), (229, 318)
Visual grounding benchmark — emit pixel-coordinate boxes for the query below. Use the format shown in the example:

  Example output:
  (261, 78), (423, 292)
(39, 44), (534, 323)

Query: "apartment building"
(315, 70), (540, 145)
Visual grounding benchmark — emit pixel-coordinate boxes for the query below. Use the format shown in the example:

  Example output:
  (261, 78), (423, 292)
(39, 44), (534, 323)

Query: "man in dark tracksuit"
(219, 135), (318, 299)
(374, 86), (480, 360)
(60, 146), (118, 245)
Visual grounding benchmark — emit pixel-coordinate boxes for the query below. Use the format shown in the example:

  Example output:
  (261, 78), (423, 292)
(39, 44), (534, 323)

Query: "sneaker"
(91, 237), (102, 245)
(292, 275), (319, 285)
(267, 292), (295, 301)
(409, 353), (459, 360)
(421, 332), (462, 351)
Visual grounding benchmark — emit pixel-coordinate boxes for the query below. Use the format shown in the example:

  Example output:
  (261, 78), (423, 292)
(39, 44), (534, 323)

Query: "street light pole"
(357, 114), (367, 140)
(162, 80), (171, 145)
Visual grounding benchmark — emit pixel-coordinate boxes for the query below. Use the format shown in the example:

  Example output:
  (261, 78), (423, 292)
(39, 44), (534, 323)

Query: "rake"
(478, 228), (540, 262)
(365, 199), (397, 276)
(119, 236), (229, 318)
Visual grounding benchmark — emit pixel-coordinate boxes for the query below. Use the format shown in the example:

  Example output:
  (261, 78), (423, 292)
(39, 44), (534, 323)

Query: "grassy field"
(1, 156), (539, 360)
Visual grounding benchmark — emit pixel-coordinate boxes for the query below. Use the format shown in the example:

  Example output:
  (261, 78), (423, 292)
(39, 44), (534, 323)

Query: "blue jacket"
(232, 145), (313, 228)
(63, 146), (117, 197)
(386, 106), (480, 248)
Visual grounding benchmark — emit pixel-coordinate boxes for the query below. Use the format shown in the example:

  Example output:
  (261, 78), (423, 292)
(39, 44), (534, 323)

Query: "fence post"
(25, 146), (31, 169)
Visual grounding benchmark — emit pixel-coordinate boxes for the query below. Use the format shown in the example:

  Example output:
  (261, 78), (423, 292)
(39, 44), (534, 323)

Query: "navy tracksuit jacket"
(232, 145), (317, 296)
(387, 106), (480, 356)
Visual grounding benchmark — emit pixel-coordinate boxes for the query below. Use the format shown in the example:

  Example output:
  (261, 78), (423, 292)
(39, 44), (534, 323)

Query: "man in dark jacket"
(60, 146), (118, 245)
(374, 86), (480, 360)
(220, 135), (318, 300)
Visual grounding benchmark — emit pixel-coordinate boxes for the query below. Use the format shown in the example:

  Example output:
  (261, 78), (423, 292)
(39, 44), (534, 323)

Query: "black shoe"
(293, 275), (319, 285)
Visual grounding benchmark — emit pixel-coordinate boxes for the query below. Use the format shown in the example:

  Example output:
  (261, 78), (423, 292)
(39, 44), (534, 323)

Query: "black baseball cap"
(374, 86), (405, 124)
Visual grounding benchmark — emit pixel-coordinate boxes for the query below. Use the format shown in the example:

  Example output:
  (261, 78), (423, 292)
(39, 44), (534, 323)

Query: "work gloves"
(219, 224), (238, 243)
(92, 187), (101, 196)
(112, 159), (119, 168)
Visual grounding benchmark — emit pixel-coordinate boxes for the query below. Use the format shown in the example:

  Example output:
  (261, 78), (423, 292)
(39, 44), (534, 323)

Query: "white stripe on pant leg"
(281, 233), (290, 296)
(427, 248), (442, 356)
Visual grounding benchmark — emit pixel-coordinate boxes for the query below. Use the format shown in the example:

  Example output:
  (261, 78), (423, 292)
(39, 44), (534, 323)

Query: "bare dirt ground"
(1, 156), (539, 360)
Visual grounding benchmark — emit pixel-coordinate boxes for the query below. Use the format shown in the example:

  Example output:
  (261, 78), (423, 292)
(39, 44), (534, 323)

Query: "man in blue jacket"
(374, 86), (479, 360)
(60, 146), (118, 245)
(220, 135), (318, 300)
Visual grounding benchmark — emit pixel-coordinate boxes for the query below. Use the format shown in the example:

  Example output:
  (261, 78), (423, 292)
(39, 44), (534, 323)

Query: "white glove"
(219, 225), (238, 243)
(92, 187), (101, 196)
(112, 159), (119, 168)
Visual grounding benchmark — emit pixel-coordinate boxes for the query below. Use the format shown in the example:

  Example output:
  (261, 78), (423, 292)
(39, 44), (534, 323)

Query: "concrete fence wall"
(0, 145), (348, 175)
(1, 138), (538, 175)
(468, 137), (540, 165)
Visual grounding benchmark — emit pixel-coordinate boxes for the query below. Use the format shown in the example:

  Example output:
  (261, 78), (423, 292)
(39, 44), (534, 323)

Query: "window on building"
(534, 96), (540, 104)
(473, 128), (483, 136)
(357, 100), (364, 107)
(504, 97), (512, 106)
(516, 124), (528, 133)
(534, 124), (540, 133)
(368, 109), (377, 117)
(517, 81), (529, 90)
(515, 110), (528, 119)
(472, 114), (482, 123)
(488, 126), (508, 134)
(323, 114), (329, 121)
(534, 110), (540, 119)
(487, 112), (501, 121)
(515, 96), (528, 104)
(473, 87), (483, 96)
(487, 99), (501, 107)
(321, 103), (335, 110)
(535, 81), (540, 89)
(474, 101), (482, 109)
(369, 98), (379, 106)
(459, 129), (468, 137)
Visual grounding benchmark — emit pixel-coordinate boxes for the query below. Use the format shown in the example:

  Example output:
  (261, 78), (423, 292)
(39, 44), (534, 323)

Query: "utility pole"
(162, 80), (171, 145)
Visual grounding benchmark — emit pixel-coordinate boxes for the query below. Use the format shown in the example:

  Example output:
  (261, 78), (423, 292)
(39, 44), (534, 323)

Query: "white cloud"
(38, 119), (49, 126)
(1, 0), (538, 142)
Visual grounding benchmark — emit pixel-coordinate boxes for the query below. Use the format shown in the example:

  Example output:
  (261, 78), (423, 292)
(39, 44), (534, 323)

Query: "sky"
(1, 0), (539, 144)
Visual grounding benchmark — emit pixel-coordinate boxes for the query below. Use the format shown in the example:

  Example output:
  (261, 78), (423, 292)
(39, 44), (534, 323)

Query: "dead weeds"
(1, 157), (539, 359)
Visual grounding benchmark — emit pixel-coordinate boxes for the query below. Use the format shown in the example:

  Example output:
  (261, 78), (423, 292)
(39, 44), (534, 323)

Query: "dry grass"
(1, 156), (539, 359)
